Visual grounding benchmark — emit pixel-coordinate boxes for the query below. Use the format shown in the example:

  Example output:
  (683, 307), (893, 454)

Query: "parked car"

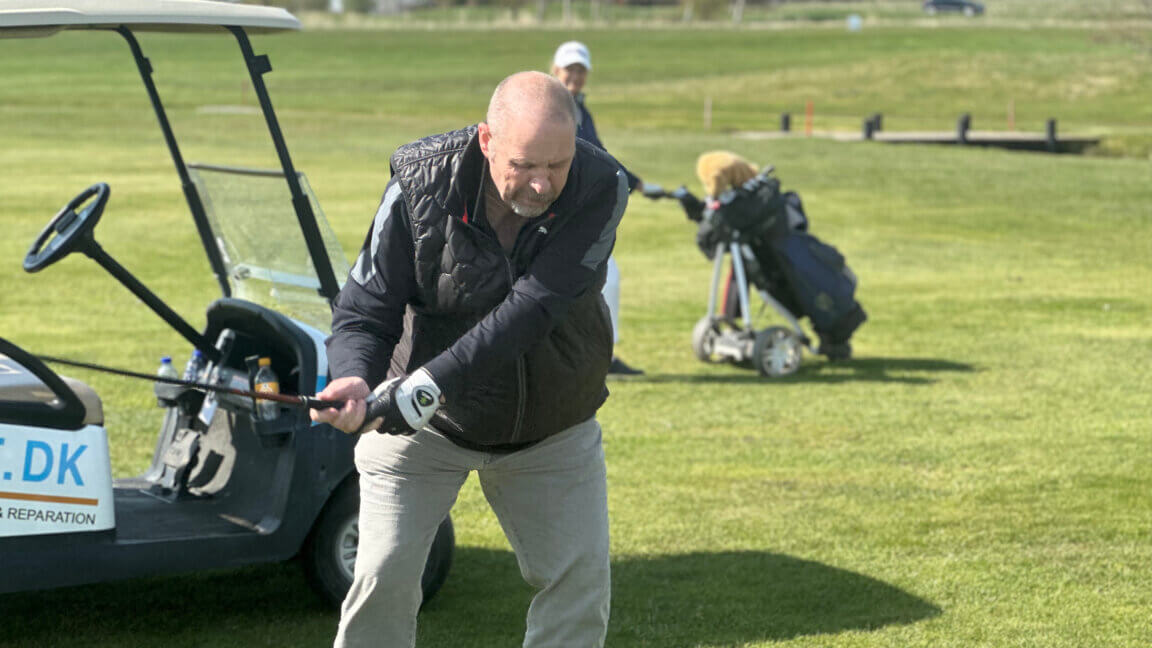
(923, 0), (984, 16)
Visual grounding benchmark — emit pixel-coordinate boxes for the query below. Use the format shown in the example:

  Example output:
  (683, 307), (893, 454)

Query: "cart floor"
(113, 478), (258, 542)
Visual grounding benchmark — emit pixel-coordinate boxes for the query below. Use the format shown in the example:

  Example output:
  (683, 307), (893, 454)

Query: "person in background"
(552, 40), (644, 376)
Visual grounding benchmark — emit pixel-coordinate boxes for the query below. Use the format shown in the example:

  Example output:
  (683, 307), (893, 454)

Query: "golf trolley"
(0, 1), (452, 609)
(694, 241), (811, 378)
(642, 170), (865, 377)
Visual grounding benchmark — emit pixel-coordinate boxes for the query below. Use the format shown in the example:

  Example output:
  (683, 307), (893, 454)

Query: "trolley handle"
(640, 183), (705, 222)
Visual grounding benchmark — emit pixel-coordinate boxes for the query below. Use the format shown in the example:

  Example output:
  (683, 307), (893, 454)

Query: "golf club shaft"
(37, 355), (343, 410)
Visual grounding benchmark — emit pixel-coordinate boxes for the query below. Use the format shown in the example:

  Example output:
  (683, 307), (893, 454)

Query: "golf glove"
(360, 368), (442, 435)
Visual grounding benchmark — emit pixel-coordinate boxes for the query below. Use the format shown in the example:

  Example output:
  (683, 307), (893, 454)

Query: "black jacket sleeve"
(326, 180), (416, 388)
(422, 169), (630, 398)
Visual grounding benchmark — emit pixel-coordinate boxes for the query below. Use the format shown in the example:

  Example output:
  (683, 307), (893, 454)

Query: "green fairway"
(1, 15), (1150, 648)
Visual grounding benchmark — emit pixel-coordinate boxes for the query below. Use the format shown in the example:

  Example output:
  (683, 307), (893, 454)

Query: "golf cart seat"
(59, 376), (103, 426)
(0, 339), (102, 428)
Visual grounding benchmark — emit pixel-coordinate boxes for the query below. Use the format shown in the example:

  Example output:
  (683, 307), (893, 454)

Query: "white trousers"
(334, 418), (611, 648)
(601, 255), (621, 344)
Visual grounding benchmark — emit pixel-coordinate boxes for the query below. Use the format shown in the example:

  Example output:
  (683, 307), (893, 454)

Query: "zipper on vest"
(504, 222), (549, 443)
(472, 221), (529, 443)
(470, 166), (532, 442)
(469, 205), (535, 443)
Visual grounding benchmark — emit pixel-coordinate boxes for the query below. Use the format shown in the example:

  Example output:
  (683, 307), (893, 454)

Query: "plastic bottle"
(252, 357), (280, 421)
(154, 356), (179, 406)
(183, 349), (205, 381)
(157, 356), (178, 381)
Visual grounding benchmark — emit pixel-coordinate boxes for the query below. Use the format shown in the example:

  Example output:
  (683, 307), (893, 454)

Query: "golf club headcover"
(361, 369), (442, 435)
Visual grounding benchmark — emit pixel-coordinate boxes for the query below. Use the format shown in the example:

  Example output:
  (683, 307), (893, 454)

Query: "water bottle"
(253, 357), (280, 421)
(183, 349), (205, 381)
(157, 356), (178, 381)
(155, 356), (179, 406)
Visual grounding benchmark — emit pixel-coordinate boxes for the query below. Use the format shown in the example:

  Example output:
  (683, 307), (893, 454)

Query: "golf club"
(37, 354), (343, 411)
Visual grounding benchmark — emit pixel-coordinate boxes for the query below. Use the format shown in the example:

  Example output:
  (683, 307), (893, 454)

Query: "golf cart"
(0, 1), (453, 609)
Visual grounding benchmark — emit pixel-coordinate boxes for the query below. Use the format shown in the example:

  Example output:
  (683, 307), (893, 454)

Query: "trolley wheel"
(752, 326), (804, 377)
(691, 316), (720, 363)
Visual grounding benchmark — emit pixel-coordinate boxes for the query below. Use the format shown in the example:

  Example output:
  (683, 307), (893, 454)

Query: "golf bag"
(697, 171), (866, 352)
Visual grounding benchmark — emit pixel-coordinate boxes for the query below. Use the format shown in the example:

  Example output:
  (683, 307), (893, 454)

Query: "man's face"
(553, 63), (588, 97)
(479, 118), (575, 219)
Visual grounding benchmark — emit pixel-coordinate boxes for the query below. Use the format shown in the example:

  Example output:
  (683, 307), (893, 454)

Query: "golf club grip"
(300, 396), (345, 410)
(363, 388), (393, 423)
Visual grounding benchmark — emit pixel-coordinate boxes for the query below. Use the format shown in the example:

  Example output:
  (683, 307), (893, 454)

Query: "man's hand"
(363, 369), (443, 435)
(310, 370), (442, 436)
(309, 376), (372, 435)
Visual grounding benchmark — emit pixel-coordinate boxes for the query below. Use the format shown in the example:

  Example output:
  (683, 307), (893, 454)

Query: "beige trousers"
(334, 418), (611, 648)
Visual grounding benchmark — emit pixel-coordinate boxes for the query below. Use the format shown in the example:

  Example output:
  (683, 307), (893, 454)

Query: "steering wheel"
(24, 183), (110, 273)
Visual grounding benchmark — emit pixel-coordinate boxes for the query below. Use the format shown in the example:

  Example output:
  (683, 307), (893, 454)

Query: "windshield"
(189, 164), (350, 332)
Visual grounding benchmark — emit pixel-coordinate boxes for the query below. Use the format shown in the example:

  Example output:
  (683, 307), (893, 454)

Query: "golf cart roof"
(0, 0), (300, 38)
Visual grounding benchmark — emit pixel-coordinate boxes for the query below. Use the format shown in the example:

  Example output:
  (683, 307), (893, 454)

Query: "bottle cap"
(192, 349), (203, 358)
(258, 357), (271, 366)
(161, 356), (172, 363)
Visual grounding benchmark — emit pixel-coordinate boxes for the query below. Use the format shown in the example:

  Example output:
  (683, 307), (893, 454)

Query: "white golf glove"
(361, 368), (442, 435)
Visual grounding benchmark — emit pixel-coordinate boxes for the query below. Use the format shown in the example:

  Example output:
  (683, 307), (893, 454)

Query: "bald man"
(312, 71), (627, 647)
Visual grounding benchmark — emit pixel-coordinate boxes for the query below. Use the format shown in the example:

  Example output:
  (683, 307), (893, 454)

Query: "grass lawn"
(1, 14), (1150, 648)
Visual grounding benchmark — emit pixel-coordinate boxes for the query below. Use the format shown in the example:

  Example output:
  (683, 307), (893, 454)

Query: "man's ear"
(478, 122), (493, 158)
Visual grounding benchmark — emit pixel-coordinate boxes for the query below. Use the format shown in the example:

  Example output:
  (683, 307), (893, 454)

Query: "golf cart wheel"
(302, 479), (455, 609)
(752, 326), (803, 377)
(691, 316), (720, 363)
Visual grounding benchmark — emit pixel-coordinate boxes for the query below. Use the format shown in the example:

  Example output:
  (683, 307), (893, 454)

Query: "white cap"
(553, 41), (591, 71)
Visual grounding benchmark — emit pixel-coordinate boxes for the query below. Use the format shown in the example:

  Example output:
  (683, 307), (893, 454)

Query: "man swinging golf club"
(311, 71), (628, 647)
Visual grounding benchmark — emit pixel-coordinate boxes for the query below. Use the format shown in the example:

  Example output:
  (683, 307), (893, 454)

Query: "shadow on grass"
(610, 550), (941, 644)
(0, 548), (940, 647)
(629, 356), (975, 385)
(423, 548), (942, 646)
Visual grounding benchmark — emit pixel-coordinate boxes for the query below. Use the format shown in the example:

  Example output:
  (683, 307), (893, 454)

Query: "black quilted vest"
(386, 126), (615, 447)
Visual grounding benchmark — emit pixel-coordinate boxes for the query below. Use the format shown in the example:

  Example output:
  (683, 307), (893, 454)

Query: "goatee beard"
(509, 200), (548, 218)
